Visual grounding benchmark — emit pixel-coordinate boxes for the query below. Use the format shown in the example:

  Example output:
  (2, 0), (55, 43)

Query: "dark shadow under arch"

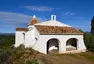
(47, 38), (59, 54)
(66, 38), (78, 51)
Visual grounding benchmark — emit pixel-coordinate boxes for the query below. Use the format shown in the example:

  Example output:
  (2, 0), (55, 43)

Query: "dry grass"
(41, 52), (94, 64)
(2, 45), (94, 64)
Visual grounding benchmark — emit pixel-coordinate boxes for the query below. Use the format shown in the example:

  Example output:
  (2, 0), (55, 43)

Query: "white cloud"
(23, 6), (54, 11)
(61, 12), (76, 15)
(70, 13), (76, 15)
(65, 12), (70, 15)
(0, 12), (47, 28)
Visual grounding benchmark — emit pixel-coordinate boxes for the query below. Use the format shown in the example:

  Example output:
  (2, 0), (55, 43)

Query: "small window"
(23, 33), (25, 40)
(35, 37), (38, 40)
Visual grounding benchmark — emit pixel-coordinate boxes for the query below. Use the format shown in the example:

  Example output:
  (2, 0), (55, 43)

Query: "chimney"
(51, 15), (56, 20)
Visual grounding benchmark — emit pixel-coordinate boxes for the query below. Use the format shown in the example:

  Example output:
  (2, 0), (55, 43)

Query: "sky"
(0, 0), (94, 33)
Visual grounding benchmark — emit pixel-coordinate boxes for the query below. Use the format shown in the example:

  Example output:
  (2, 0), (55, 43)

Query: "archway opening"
(47, 38), (59, 54)
(66, 38), (77, 51)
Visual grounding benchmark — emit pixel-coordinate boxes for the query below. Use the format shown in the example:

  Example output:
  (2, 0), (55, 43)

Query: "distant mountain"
(0, 33), (15, 35)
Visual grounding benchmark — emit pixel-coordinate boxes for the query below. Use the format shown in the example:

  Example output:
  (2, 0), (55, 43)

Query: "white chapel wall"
(32, 35), (86, 54)
(25, 26), (40, 48)
(15, 31), (25, 47)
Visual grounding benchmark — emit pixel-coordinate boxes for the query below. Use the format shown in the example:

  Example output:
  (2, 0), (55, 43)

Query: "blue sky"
(0, 0), (94, 33)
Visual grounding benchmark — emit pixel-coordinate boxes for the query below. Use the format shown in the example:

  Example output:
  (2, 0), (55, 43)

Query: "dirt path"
(40, 54), (94, 64)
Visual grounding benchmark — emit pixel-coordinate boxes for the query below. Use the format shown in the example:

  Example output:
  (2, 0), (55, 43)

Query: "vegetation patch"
(80, 52), (94, 62)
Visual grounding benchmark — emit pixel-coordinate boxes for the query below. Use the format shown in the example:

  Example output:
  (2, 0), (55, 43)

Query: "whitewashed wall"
(32, 35), (86, 54)
(15, 26), (86, 54)
(25, 26), (40, 48)
(15, 31), (25, 47)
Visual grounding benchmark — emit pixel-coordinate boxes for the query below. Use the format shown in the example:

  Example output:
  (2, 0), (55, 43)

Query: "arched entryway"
(47, 38), (59, 54)
(66, 38), (78, 51)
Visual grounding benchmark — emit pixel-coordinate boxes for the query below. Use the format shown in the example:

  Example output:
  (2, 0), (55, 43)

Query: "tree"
(79, 29), (84, 33)
(91, 16), (94, 34)
(84, 33), (94, 52)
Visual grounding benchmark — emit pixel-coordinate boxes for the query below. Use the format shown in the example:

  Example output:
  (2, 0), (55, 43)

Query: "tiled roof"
(16, 28), (28, 31)
(35, 25), (83, 35)
(28, 18), (38, 25)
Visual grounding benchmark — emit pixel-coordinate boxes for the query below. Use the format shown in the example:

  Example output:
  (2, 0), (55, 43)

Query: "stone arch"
(66, 38), (78, 51)
(46, 38), (60, 54)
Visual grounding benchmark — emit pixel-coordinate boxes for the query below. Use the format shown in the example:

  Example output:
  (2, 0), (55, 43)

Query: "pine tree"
(91, 16), (94, 34)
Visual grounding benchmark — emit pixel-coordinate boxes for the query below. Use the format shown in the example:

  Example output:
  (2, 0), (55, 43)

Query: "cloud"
(0, 12), (47, 28)
(65, 12), (70, 15)
(70, 13), (76, 15)
(61, 12), (76, 15)
(23, 6), (54, 11)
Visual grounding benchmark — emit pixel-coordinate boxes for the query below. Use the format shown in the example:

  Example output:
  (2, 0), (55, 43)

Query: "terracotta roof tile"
(16, 28), (28, 31)
(35, 25), (83, 35)
(28, 18), (38, 25)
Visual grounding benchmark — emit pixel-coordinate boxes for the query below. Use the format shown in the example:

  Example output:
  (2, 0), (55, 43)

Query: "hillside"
(0, 33), (94, 64)
(41, 53), (94, 64)
(0, 45), (94, 64)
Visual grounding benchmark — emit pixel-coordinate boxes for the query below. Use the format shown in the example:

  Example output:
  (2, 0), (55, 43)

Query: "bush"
(0, 34), (15, 49)
(84, 33), (94, 52)
(0, 45), (40, 64)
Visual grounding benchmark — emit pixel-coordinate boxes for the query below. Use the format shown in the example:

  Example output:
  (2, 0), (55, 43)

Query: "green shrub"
(84, 33), (94, 52)
(0, 34), (15, 49)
